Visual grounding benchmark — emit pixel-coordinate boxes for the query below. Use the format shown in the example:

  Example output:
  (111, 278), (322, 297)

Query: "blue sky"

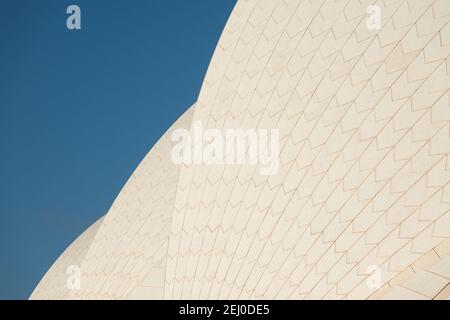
(0, 0), (236, 299)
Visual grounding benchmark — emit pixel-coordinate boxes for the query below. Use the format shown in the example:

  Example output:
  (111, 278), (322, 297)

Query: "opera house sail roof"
(31, 0), (450, 300)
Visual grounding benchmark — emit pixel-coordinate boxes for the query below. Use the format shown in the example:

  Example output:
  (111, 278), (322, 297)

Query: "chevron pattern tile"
(31, 0), (450, 300)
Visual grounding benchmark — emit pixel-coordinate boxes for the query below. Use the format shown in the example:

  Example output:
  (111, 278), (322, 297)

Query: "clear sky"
(0, 0), (236, 299)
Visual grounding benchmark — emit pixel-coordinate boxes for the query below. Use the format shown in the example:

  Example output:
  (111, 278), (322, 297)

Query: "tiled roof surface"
(31, 0), (450, 300)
